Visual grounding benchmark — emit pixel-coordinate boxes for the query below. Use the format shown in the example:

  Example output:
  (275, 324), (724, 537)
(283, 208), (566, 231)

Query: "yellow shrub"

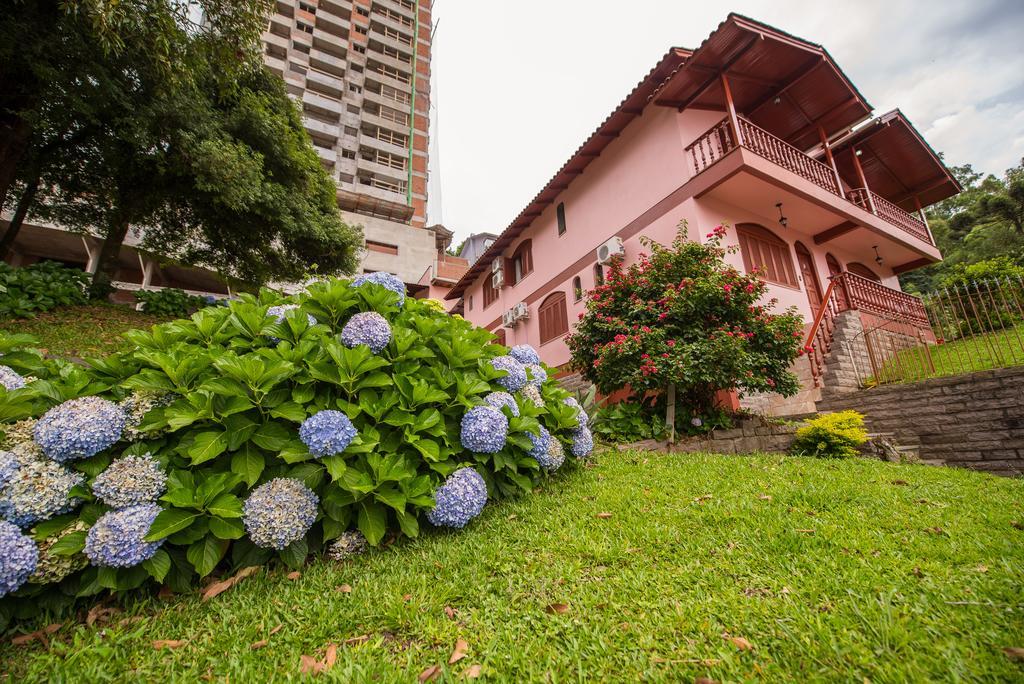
(790, 410), (868, 459)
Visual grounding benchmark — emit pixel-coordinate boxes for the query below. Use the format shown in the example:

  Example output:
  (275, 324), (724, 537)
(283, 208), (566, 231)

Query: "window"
(538, 292), (569, 344)
(349, 83), (362, 94)
(354, 25), (368, 35)
(847, 262), (881, 282)
(556, 202), (567, 236)
(736, 223), (798, 288)
(344, 126), (358, 137)
(351, 63), (364, 73)
(292, 41), (310, 54)
(296, 22), (314, 34)
(356, 6), (369, 16)
(347, 104), (360, 114)
(593, 263), (604, 286)
(494, 328), (506, 346)
(299, 2), (316, 13)
(467, 295), (473, 311)
(572, 276), (583, 302)
(508, 240), (533, 285)
(483, 274), (499, 308)
(354, 44), (366, 54)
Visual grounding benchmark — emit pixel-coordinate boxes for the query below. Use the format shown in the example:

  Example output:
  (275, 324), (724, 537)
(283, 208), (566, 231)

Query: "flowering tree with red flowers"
(566, 221), (806, 426)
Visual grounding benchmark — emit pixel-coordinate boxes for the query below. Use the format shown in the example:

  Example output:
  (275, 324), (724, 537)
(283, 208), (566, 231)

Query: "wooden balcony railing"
(804, 272), (932, 386)
(685, 116), (935, 246)
(847, 188), (931, 243)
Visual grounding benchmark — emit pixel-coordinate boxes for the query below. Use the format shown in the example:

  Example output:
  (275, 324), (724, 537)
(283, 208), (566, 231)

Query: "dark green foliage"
(134, 289), (209, 318)
(0, 262), (88, 318)
(591, 397), (736, 443)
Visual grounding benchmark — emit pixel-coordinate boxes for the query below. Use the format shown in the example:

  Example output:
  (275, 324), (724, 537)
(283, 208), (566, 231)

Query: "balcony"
(431, 254), (470, 285)
(686, 116), (935, 247)
(305, 68), (344, 98)
(309, 48), (346, 76)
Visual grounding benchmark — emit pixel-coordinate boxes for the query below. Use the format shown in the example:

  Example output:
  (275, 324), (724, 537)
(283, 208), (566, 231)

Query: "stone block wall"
(818, 366), (1024, 476)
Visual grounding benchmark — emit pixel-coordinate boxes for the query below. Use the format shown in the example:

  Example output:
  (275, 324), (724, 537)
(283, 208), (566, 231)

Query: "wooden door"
(826, 254), (849, 309)
(795, 243), (823, 317)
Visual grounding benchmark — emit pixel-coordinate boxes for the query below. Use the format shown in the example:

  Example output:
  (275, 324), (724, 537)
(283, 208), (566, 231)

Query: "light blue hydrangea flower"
(326, 530), (368, 561)
(0, 459), (83, 527)
(84, 503), (163, 568)
(267, 304), (317, 327)
(34, 396), (126, 463)
(525, 363), (547, 388)
(91, 453), (167, 509)
(519, 384), (544, 408)
(527, 425), (555, 469)
(353, 272), (406, 307)
(0, 451), (17, 488)
(564, 397), (589, 428)
(299, 410), (357, 457)
(340, 311), (392, 353)
(0, 366), (26, 392)
(571, 427), (594, 458)
(483, 391), (519, 418)
(0, 521), (37, 596)
(509, 344), (540, 365)
(243, 478), (319, 550)
(546, 438), (566, 472)
(460, 406), (508, 454)
(426, 467), (488, 528)
(490, 355), (527, 392)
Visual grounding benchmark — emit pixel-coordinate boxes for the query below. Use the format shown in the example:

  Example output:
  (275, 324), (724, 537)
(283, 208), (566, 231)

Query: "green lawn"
(0, 303), (170, 358)
(2, 451), (1022, 682)
(871, 323), (1024, 385)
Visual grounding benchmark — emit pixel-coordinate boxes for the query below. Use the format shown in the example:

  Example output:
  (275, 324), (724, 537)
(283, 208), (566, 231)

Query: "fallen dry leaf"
(595, 512), (613, 519)
(286, 571), (301, 581)
(1011, 520), (1024, 530)
(507, 514), (517, 521)
(1004, 647), (1024, 661)
(344, 634), (370, 646)
(299, 654), (323, 675)
(449, 638), (469, 664)
(250, 639), (269, 650)
(324, 643), (338, 669)
(337, 584), (352, 594)
(403, 593), (413, 602)
(912, 566), (924, 578)
(11, 623), (62, 646)
(757, 494), (772, 501)
(202, 566), (259, 602)
(152, 639), (187, 650)
(545, 603), (570, 614)
(116, 616), (146, 628)
(419, 664), (442, 682)
(270, 624), (283, 635)
(696, 678), (719, 684)
(976, 564), (989, 573)
(891, 479), (909, 486)
(444, 606), (458, 619)
(694, 494), (713, 503)
(726, 635), (754, 651)
(86, 605), (122, 627)
(464, 663), (483, 679)
(795, 529), (815, 535)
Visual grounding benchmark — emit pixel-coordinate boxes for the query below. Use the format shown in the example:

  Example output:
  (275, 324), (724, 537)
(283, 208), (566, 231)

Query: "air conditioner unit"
(596, 237), (625, 264)
(502, 310), (517, 328)
(491, 259), (504, 273)
(513, 302), (529, 320)
(491, 272), (504, 290)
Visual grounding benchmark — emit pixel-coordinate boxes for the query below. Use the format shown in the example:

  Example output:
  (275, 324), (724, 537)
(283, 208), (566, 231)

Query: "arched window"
(538, 291), (569, 344)
(847, 262), (881, 282)
(572, 276), (583, 301)
(593, 263), (605, 286)
(556, 202), (567, 236)
(483, 273), (499, 308)
(825, 253), (843, 280)
(468, 295), (473, 311)
(508, 239), (533, 285)
(736, 223), (798, 288)
(493, 328), (506, 346)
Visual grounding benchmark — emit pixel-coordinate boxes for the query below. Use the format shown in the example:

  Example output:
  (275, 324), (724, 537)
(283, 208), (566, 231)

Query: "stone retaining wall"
(818, 366), (1024, 476)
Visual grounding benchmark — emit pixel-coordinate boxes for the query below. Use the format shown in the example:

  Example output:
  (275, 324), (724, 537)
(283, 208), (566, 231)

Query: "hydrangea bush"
(0, 274), (587, 625)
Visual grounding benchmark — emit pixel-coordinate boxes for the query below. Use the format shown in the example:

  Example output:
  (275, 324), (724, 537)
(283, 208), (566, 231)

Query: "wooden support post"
(850, 149), (876, 214)
(665, 383), (676, 446)
(720, 73), (743, 147)
(913, 196), (935, 245)
(818, 125), (844, 194)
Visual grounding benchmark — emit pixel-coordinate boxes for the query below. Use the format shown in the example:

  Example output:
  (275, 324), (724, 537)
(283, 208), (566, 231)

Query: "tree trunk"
(90, 214), (131, 299)
(0, 168), (41, 258)
(0, 119), (32, 210)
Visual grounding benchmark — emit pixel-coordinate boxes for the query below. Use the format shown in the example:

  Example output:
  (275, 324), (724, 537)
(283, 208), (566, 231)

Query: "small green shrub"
(591, 395), (736, 443)
(790, 411), (868, 459)
(0, 262), (89, 318)
(134, 288), (210, 317)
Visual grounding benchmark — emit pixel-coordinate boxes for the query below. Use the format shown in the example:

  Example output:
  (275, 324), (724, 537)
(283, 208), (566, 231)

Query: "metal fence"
(852, 276), (1024, 386)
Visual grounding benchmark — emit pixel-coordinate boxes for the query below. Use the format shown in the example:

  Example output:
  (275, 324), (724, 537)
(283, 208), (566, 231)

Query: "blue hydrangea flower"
(519, 384), (544, 408)
(426, 467), (488, 528)
(0, 451), (16, 488)
(84, 503), (163, 568)
(0, 459), (83, 527)
(525, 363), (547, 388)
(546, 437), (566, 472)
(564, 397), (589, 428)
(353, 272), (406, 307)
(0, 521), (37, 596)
(509, 344), (540, 365)
(527, 425), (556, 469)
(299, 410), (357, 457)
(484, 391), (519, 417)
(34, 396), (126, 463)
(267, 304), (317, 327)
(571, 427), (594, 458)
(91, 453), (167, 509)
(243, 478), (319, 550)
(490, 355), (527, 392)
(0, 366), (26, 392)
(326, 530), (368, 561)
(340, 311), (392, 353)
(460, 406), (508, 454)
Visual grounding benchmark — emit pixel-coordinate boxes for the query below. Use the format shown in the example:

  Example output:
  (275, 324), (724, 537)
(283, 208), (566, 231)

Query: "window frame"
(556, 202), (567, 236)
(538, 291), (569, 345)
(572, 276), (583, 302)
(593, 263), (604, 286)
(736, 223), (799, 289)
(507, 239), (533, 286)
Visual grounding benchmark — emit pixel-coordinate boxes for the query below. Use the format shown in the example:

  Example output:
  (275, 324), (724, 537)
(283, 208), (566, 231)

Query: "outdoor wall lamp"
(873, 245), (883, 266)
(776, 202), (788, 228)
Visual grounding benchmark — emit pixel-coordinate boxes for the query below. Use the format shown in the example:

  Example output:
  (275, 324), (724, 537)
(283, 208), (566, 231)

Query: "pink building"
(445, 15), (959, 413)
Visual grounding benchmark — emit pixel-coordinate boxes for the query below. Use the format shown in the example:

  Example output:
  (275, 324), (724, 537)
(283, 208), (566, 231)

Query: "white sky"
(427, 0), (1024, 242)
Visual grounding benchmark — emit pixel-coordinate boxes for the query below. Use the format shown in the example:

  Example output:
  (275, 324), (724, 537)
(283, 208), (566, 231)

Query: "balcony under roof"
(653, 13), (873, 151)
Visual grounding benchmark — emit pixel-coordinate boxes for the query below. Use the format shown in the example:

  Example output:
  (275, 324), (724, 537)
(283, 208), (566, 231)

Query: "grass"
(2, 451), (1023, 682)
(870, 323), (1024, 385)
(0, 303), (170, 358)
